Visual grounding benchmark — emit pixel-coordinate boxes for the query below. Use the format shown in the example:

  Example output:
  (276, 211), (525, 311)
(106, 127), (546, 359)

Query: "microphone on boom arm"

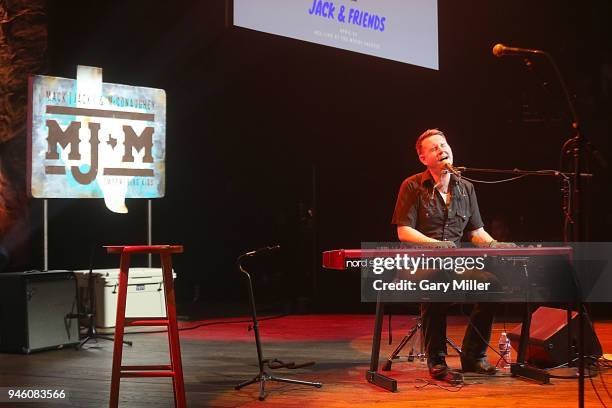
(492, 43), (544, 57)
(441, 159), (461, 177)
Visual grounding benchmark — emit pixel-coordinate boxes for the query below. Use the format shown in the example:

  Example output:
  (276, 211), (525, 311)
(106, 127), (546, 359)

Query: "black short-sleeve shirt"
(391, 170), (484, 243)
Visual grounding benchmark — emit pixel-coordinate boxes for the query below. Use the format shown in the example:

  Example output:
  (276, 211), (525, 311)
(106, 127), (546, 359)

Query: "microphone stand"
(234, 247), (322, 401)
(75, 244), (133, 349)
(494, 44), (608, 407)
(479, 44), (608, 408)
(530, 49), (596, 408)
(455, 166), (591, 237)
(457, 166), (591, 390)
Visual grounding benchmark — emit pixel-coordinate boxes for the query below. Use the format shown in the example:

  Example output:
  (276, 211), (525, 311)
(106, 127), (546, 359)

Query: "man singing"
(391, 128), (500, 383)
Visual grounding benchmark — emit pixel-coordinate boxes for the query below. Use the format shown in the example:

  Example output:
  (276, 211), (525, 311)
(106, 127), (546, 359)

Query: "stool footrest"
(121, 365), (172, 371)
(124, 318), (169, 327)
(120, 371), (176, 378)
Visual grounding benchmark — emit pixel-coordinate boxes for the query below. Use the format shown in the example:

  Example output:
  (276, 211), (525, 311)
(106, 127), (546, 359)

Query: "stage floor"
(0, 314), (610, 407)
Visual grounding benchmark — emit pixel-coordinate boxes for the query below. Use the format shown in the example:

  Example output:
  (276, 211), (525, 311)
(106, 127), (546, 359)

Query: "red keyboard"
(322, 246), (572, 270)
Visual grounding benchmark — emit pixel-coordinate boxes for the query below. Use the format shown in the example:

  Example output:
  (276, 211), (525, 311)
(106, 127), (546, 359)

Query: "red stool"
(106, 245), (186, 408)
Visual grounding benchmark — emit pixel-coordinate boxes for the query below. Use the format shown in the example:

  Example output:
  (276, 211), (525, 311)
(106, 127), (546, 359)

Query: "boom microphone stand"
(235, 246), (322, 401)
(488, 43), (607, 408)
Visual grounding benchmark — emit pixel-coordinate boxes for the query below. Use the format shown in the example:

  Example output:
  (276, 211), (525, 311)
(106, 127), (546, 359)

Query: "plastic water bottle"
(498, 332), (512, 369)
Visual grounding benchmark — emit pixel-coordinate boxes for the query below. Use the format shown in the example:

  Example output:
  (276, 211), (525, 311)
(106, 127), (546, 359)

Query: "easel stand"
(234, 250), (322, 401)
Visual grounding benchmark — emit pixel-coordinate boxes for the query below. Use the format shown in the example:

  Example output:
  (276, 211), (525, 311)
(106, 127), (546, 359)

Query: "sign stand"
(42, 199), (154, 271)
(43, 199), (48, 271)
(147, 199), (152, 268)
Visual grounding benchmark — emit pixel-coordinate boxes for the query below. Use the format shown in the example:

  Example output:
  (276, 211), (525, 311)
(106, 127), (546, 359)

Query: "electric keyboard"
(320, 245), (578, 391)
(322, 246), (572, 270)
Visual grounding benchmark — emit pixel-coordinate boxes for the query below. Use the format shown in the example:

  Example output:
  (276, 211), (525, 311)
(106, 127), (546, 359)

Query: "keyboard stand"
(367, 295), (398, 391)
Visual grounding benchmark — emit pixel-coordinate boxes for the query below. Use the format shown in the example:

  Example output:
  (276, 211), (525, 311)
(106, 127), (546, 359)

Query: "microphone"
(244, 245), (281, 257)
(492, 43), (544, 57)
(441, 159), (461, 177)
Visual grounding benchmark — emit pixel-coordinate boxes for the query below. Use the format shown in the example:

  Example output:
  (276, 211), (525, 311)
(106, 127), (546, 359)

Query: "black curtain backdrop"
(20, 0), (611, 307)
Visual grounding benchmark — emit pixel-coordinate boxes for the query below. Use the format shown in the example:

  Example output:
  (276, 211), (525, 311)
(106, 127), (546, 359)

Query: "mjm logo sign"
(28, 66), (166, 213)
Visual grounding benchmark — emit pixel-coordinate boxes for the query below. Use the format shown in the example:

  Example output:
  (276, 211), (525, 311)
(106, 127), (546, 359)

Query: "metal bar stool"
(105, 245), (185, 408)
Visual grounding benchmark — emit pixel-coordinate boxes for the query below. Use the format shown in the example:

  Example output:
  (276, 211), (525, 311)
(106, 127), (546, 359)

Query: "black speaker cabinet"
(508, 306), (602, 368)
(0, 270), (80, 353)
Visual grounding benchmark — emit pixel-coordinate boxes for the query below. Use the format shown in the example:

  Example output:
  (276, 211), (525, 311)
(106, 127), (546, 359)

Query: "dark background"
(14, 1), (612, 312)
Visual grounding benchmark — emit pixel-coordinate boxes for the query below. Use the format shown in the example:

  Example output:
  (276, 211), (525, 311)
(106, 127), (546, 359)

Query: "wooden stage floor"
(0, 314), (610, 407)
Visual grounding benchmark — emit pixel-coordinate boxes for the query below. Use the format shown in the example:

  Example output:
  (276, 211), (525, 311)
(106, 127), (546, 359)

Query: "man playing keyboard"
(391, 128), (505, 384)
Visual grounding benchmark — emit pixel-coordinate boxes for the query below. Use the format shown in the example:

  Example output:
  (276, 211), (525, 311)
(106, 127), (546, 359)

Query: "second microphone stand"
(76, 246), (133, 349)
(234, 247), (322, 401)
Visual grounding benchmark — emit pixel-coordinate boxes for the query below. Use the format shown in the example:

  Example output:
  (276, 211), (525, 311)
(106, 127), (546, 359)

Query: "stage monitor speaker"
(0, 270), (80, 353)
(507, 306), (602, 368)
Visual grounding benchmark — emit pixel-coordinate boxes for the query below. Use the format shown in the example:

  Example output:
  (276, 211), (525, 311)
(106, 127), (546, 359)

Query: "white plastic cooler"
(74, 268), (176, 330)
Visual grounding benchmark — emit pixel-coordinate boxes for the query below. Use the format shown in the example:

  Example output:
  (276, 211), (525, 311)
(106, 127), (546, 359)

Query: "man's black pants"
(418, 268), (500, 360)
